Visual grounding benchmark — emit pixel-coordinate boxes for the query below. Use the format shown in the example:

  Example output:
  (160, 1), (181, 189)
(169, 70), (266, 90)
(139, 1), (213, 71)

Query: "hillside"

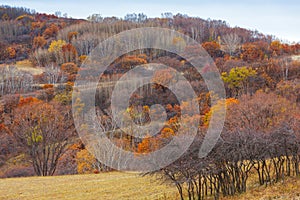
(0, 4), (300, 200)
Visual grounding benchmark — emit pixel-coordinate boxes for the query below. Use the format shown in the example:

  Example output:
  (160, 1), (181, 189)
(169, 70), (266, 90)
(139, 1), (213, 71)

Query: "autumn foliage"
(33, 36), (47, 49)
(0, 7), (300, 200)
(43, 23), (59, 39)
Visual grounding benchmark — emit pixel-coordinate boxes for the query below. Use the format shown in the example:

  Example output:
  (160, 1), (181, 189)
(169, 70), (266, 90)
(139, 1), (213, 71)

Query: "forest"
(0, 5), (300, 200)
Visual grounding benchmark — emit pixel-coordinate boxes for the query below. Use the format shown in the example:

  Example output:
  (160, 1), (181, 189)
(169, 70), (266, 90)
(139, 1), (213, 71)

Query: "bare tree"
(278, 56), (292, 81)
(44, 64), (66, 84)
(0, 66), (33, 96)
(81, 107), (132, 171)
(220, 33), (241, 56)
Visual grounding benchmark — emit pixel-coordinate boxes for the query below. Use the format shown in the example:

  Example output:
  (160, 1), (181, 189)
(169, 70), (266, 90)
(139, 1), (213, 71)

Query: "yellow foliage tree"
(76, 149), (97, 174)
(48, 40), (67, 64)
(48, 40), (66, 53)
(270, 40), (283, 56)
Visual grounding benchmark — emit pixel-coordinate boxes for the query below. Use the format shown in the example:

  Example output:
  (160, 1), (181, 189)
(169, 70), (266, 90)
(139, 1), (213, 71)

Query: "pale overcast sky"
(1, 0), (299, 43)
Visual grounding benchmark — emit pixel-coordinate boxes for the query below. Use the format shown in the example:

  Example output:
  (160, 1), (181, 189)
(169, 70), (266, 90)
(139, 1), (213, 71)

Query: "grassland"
(15, 60), (44, 75)
(0, 172), (178, 200)
(221, 176), (300, 200)
(1, 172), (300, 200)
(0, 172), (300, 200)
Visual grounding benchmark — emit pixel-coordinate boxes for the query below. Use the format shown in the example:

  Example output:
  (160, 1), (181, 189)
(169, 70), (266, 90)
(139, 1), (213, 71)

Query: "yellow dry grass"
(0, 171), (300, 200)
(220, 176), (300, 200)
(0, 172), (178, 200)
(15, 60), (44, 75)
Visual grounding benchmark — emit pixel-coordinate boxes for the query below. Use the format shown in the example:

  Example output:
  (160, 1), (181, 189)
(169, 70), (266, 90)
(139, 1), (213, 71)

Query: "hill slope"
(1, 172), (300, 200)
(0, 172), (178, 200)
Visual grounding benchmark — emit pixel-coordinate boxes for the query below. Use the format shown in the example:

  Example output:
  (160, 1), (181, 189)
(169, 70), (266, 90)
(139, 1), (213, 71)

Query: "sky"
(1, 0), (299, 43)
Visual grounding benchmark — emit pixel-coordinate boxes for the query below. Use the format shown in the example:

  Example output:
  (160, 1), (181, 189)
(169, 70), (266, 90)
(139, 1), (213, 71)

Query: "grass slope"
(15, 60), (44, 75)
(1, 172), (300, 200)
(220, 177), (300, 200)
(0, 172), (178, 200)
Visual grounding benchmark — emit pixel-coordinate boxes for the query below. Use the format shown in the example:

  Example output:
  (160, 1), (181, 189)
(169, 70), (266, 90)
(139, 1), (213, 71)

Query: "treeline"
(0, 5), (81, 63)
(0, 5), (35, 20)
(0, 5), (281, 63)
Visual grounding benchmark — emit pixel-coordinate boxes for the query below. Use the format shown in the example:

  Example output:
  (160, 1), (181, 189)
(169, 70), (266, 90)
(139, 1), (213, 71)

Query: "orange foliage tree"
(61, 62), (79, 81)
(9, 101), (74, 176)
(67, 31), (78, 43)
(33, 36), (47, 49)
(241, 43), (264, 62)
(117, 55), (147, 70)
(62, 43), (78, 63)
(43, 23), (59, 39)
(136, 135), (157, 154)
(76, 149), (98, 174)
(6, 47), (16, 59)
(202, 41), (222, 58)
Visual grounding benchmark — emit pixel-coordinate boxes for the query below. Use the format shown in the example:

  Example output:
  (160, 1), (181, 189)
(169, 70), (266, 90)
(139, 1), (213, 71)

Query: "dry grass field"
(0, 172), (178, 200)
(15, 60), (44, 75)
(221, 176), (300, 200)
(0, 172), (300, 200)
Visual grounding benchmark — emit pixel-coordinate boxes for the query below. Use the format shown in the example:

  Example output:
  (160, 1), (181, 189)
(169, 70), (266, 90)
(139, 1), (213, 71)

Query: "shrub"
(61, 62), (78, 75)
(2, 166), (35, 178)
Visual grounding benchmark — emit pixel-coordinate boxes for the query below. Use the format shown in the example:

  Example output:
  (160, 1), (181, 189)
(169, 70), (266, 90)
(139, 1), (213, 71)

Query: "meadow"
(0, 172), (178, 200)
(1, 172), (300, 200)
